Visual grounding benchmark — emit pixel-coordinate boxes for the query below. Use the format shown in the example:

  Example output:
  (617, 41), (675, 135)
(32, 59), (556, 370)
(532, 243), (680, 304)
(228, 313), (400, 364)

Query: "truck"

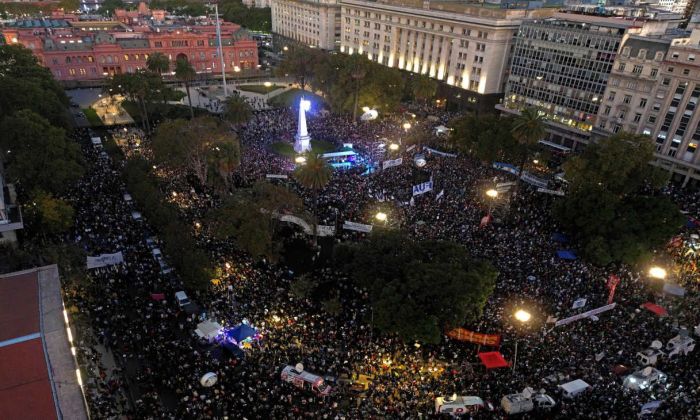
(501, 388), (556, 415)
(280, 364), (332, 396)
(435, 395), (493, 416)
(623, 367), (668, 391)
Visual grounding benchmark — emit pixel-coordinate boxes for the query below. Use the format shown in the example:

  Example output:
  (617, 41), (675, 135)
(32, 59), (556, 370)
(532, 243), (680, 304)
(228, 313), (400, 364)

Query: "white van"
(636, 348), (664, 366)
(175, 291), (190, 307)
(623, 367), (667, 391)
(666, 335), (695, 357)
(558, 379), (591, 399)
(501, 390), (555, 414)
(435, 395), (493, 416)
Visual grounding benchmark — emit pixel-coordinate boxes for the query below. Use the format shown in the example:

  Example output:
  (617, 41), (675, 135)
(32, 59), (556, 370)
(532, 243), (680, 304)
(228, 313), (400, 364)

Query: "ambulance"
(280, 364), (332, 396)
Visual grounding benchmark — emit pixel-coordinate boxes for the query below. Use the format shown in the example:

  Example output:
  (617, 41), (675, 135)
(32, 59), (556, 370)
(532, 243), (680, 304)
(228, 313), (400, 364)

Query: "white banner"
(425, 147), (457, 158)
(266, 174), (289, 179)
(382, 158), (403, 170)
(316, 225), (336, 237)
(572, 298), (587, 310)
(343, 221), (373, 233)
(537, 187), (565, 196)
(521, 172), (549, 189)
(87, 252), (124, 269)
(406, 144), (417, 152)
(555, 303), (617, 327)
(412, 180), (433, 197)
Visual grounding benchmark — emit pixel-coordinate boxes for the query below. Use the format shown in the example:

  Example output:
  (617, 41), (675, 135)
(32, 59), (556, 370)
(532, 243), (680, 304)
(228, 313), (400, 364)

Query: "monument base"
(294, 135), (311, 153)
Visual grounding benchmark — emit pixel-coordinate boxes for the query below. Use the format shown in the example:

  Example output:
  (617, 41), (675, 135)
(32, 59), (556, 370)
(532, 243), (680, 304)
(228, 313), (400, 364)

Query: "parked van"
(666, 335), (695, 357)
(623, 367), (667, 391)
(501, 388), (555, 415)
(435, 395), (493, 416)
(559, 379), (592, 399)
(280, 364), (332, 396)
(175, 291), (190, 308)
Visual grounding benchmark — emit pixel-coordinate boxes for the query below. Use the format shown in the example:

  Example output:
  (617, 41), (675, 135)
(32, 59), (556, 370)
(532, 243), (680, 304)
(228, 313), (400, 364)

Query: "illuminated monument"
(294, 98), (312, 153)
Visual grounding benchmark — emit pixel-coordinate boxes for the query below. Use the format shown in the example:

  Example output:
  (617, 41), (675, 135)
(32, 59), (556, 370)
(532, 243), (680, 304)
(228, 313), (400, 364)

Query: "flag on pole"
(436, 189), (444, 201)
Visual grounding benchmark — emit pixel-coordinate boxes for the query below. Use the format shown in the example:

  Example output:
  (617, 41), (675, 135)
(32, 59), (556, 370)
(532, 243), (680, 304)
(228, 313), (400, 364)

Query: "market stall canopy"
(195, 320), (223, 340)
(556, 250), (577, 260)
(478, 351), (509, 369)
(228, 324), (258, 343)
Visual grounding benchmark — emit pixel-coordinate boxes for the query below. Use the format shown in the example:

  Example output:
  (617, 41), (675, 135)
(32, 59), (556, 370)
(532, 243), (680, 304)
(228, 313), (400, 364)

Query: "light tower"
(294, 97), (312, 153)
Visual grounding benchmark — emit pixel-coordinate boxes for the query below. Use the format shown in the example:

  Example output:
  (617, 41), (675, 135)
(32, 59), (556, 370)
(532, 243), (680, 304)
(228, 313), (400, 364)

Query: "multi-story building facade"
(499, 12), (672, 149)
(655, 0), (689, 15)
(271, 0), (341, 50)
(597, 30), (700, 186)
(338, 0), (556, 111)
(243, 0), (272, 8)
(1, 9), (258, 81)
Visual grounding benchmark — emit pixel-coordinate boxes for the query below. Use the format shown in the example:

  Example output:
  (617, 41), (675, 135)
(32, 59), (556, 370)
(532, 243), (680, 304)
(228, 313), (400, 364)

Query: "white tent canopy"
(195, 320), (223, 340)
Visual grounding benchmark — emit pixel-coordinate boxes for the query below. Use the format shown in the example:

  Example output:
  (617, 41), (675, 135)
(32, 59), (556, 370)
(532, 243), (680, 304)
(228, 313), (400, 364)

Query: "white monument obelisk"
(294, 97), (312, 153)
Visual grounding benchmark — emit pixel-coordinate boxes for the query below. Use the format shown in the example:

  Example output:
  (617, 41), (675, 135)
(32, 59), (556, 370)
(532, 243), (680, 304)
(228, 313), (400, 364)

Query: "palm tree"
(349, 55), (367, 121)
(207, 140), (240, 193)
(222, 95), (253, 126)
(511, 107), (546, 184)
(293, 153), (332, 243)
(175, 57), (196, 119)
(146, 52), (170, 75)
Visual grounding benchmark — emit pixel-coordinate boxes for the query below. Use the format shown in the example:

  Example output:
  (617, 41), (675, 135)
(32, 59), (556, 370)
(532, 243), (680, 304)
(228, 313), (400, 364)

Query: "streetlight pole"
(512, 309), (531, 374)
(214, 4), (228, 97)
(486, 189), (498, 216)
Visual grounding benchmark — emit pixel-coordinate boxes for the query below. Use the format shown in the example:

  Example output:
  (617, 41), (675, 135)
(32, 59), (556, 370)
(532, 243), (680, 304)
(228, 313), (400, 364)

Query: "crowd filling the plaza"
(63, 99), (700, 420)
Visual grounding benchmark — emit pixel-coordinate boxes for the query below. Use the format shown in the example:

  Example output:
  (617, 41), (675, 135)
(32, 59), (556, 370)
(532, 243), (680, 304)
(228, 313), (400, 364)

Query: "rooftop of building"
(0, 266), (87, 420)
(621, 35), (671, 57)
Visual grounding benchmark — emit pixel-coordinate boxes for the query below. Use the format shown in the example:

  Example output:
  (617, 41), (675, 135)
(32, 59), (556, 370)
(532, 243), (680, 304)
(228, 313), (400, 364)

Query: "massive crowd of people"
(61, 102), (700, 419)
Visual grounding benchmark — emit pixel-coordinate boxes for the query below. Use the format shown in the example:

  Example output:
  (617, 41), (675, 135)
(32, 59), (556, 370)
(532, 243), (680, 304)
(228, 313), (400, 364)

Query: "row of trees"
(0, 46), (84, 239)
(451, 106), (683, 266)
(277, 47), (438, 117)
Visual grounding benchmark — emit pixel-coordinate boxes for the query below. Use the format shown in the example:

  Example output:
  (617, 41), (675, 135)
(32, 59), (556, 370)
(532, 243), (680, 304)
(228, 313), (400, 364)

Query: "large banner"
(554, 303), (617, 327)
(382, 158), (403, 170)
(266, 174), (288, 179)
(425, 147), (457, 158)
(521, 172), (549, 189)
(537, 187), (565, 196)
(316, 225), (336, 237)
(447, 328), (501, 346)
(87, 252), (124, 269)
(492, 162), (520, 176)
(412, 180), (433, 196)
(343, 221), (373, 233)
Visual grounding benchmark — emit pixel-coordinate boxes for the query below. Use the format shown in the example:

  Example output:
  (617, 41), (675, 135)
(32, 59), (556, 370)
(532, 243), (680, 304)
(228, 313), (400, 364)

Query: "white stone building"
(271, 0), (341, 50)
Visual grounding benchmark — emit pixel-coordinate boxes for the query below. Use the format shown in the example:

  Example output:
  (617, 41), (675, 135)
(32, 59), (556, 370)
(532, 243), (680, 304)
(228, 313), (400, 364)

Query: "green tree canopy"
(555, 132), (684, 265)
(175, 57), (196, 119)
(33, 191), (75, 235)
(222, 94), (253, 126)
(410, 74), (438, 103)
(0, 45), (70, 128)
(152, 116), (240, 187)
(0, 110), (84, 196)
(335, 230), (497, 344)
(146, 52), (170, 75)
(449, 114), (523, 163)
(207, 181), (304, 260)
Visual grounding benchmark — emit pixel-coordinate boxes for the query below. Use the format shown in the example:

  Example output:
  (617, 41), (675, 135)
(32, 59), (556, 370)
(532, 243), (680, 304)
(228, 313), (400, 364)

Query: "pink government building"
(0, 4), (259, 81)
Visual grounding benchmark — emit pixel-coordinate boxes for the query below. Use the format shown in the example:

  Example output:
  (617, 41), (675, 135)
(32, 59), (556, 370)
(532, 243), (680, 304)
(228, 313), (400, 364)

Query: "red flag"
(606, 275), (620, 304)
(480, 214), (492, 227)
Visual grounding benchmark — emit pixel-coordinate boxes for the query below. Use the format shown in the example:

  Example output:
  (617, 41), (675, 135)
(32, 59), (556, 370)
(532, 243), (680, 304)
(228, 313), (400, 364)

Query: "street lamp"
(649, 266), (667, 280)
(264, 81), (273, 102)
(389, 143), (399, 151)
(512, 309), (531, 373)
(295, 156), (306, 164)
(375, 212), (387, 223)
(486, 189), (498, 215)
(402, 122), (411, 132)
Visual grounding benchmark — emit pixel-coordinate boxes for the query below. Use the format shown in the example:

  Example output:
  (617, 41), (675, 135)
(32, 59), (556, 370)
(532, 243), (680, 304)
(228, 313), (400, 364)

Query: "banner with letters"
(537, 187), (565, 196)
(343, 221), (373, 233)
(447, 328), (501, 346)
(266, 174), (288, 179)
(555, 303), (617, 327)
(412, 180), (433, 196)
(382, 158), (403, 170)
(87, 252), (124, 269)
(520, 172), (549, 189)
(425, 147), (457, 158)
(492, 162), (520, 176)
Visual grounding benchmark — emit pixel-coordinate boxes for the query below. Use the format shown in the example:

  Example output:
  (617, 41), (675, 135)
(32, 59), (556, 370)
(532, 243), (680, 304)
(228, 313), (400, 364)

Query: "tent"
(556, 250), (577, 260)
(478, 351), (509, 369)
(552, 233), (569, 243)
(227, 324), (258, 343)
(221, 341), (246, 359)
(195, 320), (223, 340)
(642, 302), (668, 317)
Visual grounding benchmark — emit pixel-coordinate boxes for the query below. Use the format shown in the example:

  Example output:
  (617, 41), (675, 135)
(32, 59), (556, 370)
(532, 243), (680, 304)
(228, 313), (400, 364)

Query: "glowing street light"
(649, 266), (667, 280)
(375, 212), (387, 222)
(295, 156), (306, 164)
(486, 189), (498, 199)
(512, 309), (531, 373)
(402, 122), (412, 131)
(514, 309), (531, 323)
(389, 143), (399, 151)
(264, 81), (272, 87)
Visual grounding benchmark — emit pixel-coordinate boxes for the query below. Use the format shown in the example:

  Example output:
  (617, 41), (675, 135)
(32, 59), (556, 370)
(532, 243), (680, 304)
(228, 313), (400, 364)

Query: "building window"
(683, 69), (690, 76)
(667, 66), (674, 73)
(607, 91), (616, 101)
(633, 65), (643, 74)
(623, 95), (631, 104)
(689, 54), (696, 62)
(639, 98), (647, 108)
(648, 115), (657, 123)
(124, 54), (129, 61)
(603, 105), (611, 115)
(633, 113), (641, 123)
(662, 78), (671, 86)
(650, 68), (658, 77)
(617, 63), (625, 71)
(612, 124), (621, 133)
(155, 41), (162, 48)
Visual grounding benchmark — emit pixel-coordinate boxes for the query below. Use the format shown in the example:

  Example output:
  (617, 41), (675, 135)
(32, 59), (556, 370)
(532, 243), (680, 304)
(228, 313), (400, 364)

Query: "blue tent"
(556, 250), (577, 260)
(221, 341), (245, 359)
(228, 324), (258, 343)
(552, 233), (569, 243)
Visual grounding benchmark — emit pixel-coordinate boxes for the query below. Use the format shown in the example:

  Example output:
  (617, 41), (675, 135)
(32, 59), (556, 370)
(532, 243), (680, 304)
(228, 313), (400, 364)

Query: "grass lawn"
(82, 107), (103, 126)
(238, 84), (284, 94)
(269, 139), (337, 158)
(268, 89), (325, 109)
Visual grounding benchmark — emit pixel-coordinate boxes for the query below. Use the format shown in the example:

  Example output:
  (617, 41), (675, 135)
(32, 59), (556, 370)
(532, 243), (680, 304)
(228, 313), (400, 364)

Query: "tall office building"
(339, 0), (556, 112)
(499, 12), (670, 149)
(271, 0), (341, 50)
